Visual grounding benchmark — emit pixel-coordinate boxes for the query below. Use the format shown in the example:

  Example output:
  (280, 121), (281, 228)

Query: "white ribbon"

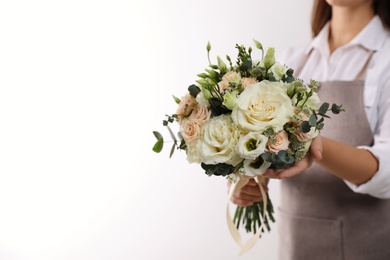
(227, 175), (267, 255)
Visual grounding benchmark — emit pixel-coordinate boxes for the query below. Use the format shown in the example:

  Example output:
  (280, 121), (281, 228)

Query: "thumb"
(310, 135), (323, 161)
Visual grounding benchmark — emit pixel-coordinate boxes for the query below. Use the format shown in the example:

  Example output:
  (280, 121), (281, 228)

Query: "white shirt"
(281, 16), (390, 199)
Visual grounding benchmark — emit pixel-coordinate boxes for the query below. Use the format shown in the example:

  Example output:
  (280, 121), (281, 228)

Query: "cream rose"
(267, 130), (290, 153)
(231, 81), (294, 133)
(236, 132), (268, 160)
(196, 114), (241, 166)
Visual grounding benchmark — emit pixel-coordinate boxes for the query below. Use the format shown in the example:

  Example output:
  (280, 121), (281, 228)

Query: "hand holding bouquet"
(153, 40), (343, 254)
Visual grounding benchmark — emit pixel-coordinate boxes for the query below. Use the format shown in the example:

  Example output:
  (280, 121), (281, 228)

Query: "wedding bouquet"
(152, 40), (343, 253)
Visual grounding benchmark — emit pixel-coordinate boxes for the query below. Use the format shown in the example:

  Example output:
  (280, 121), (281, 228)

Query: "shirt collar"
(304, 15), (388, 56)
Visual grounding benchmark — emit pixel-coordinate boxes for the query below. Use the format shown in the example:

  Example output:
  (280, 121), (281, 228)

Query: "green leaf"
(152, 138), (163, 153)
(167, 126), (177, 142)
(278, 150), (294, 164)
(239, 60), (252, 72)
(169, 142), (176, 158)
(253, 39), (263, 50)
(300, 121), (311, 133)
(309, 114), (317, 126)
(261, 152), (273, 161)
(197, 73), (208, 79)
(172, 95), (180, 104)
(318, 102), (329, 115)
(188, 84), (201, 97)
(153, 131), (163, 140)
(331, 103), (344, 114)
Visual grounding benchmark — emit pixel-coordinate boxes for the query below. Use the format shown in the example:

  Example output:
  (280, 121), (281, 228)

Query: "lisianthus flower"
(236, 132), (268, 160)
(242, 158), (272, 177)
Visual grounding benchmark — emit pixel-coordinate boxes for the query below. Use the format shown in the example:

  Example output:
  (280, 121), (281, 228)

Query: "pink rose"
(180, 119), (203, 144)
(267, 130), (290, 153)
(189, 104), (211, 123)
(218, 80), (231, 93)
(176, 94), (197, 120)
(240, 77), (257, 89)
(293, 112), (319, 142)
(222, 71), (241, 83)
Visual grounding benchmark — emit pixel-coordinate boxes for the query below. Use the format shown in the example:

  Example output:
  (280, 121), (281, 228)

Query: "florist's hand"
(228, 178), (268, 207)
(263, 135), (323, 180)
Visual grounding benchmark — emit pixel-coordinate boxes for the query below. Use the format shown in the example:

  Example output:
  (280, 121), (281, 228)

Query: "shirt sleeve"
(344, 69), (390, 199)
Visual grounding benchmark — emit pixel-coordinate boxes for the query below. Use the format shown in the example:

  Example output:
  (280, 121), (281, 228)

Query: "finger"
(230, 197), (255, 207)
(278, 157), (312, 179)
(263, 169), (282, 179)
(231, 193), (263, 206)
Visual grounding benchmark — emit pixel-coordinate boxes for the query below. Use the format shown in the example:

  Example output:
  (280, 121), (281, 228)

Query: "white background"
(0, 1), (313, 259)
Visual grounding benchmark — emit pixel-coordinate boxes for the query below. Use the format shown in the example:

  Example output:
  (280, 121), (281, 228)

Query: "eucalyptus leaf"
(331, 103), (343, 114)
(239, 60), (252, 72)
(167, 126), (177, 142)
(318, 102), (329, 115)
(169, 142), (176, 158)
(153, 131), (163, 140)
(309, 114), (317, 126)
(188, 84), (201, 97)
(300, 121), (311, 133)
(152, 138), (164, 153)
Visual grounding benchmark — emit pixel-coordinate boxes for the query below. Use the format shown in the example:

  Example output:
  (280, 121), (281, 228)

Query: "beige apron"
(278, 80), (390, 260)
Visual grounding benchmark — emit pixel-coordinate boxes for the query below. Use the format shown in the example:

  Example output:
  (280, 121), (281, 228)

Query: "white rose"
(242, 158), (272, 177)
(196, 114), (241, 166)
(236, 132), (268, 160)
(231, 81), (295, 133)
(269, 62), (288, 81)
(304, 91), (320, 110)
(186, 142), (201, 164)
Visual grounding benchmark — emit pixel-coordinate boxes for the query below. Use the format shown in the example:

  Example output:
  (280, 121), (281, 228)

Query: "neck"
(328, 4), (374, 54)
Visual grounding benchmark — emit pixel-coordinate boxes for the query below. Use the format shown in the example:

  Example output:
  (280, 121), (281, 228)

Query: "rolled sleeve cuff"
(344, 146), (390, 199)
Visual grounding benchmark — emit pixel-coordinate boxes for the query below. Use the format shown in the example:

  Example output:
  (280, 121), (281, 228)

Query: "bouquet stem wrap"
(227, 175), (267, 255)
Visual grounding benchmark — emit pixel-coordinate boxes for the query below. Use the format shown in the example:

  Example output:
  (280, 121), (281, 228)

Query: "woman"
(230, 0), (390, 259)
